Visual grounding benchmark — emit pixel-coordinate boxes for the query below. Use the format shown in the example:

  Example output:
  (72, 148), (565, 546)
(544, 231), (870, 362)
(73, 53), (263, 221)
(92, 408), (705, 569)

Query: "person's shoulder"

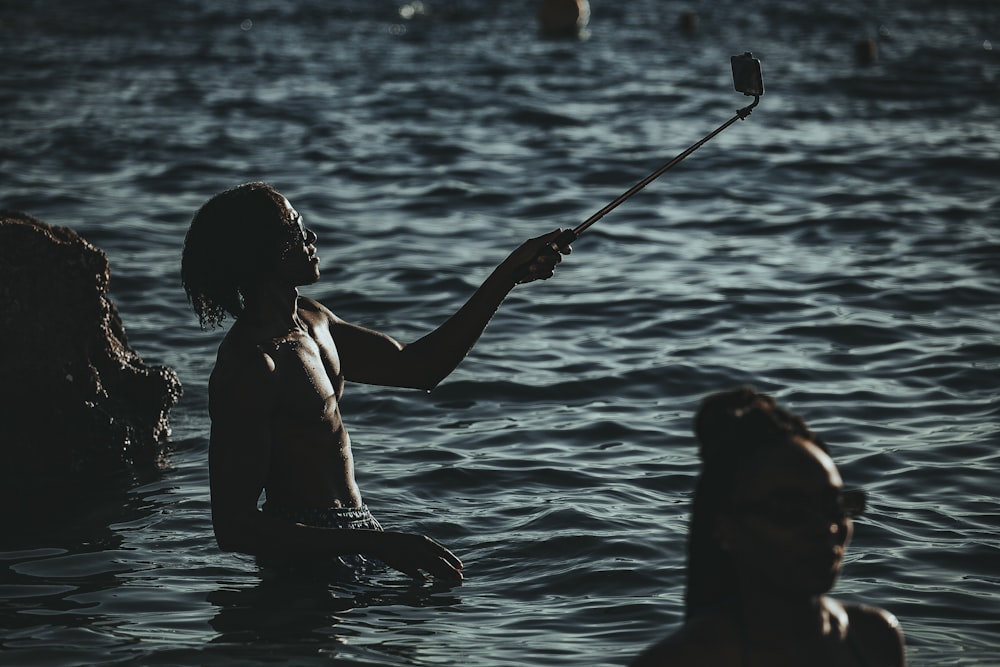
(297, 295), (335, 317)
(844, 600), (903, 638)
(296, 295), (344, 327)
(211, 324), (277, 387)
(844, 600), (906, 666)
(215, 323), (266, 361)
(629, 611), (740, 667)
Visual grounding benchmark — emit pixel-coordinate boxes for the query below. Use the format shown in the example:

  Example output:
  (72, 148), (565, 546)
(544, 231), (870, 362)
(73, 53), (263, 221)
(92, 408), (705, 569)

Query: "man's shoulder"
(296, 296), (343, 328)
(216, 324), (265, 360)
(297, 296), (340, 322)
(212, 327), (277, 385)
(843, 600), (901, 632)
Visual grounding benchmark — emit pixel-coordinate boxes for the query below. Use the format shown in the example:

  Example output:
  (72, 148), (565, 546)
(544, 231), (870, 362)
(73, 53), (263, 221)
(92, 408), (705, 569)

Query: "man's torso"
(216, 300), (362, 509)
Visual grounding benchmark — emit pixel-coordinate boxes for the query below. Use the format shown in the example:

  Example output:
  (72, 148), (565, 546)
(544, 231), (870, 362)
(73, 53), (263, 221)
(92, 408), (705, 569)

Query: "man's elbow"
(391, 366), (446, 391)
(413, 376), (444, 392)
(395, 344), (458, 391)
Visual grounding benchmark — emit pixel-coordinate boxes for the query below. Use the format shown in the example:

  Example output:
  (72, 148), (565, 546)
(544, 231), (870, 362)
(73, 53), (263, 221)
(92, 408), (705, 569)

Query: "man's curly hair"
(181, 182), (294, 329)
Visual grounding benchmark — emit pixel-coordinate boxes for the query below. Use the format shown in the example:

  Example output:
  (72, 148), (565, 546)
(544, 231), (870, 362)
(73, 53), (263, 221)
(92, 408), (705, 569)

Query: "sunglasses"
(735, 488), (866, 528)
(290, 212), (309, 242)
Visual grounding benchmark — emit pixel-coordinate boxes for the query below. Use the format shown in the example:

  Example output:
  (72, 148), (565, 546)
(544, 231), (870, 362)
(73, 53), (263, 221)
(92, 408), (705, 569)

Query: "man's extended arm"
(332, 229), (569, 390)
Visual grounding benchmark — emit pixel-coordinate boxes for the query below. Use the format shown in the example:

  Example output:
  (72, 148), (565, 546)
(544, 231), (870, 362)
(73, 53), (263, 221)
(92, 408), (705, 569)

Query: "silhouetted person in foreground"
(631, 387), (906, 666)
(182, 182), (569, 581)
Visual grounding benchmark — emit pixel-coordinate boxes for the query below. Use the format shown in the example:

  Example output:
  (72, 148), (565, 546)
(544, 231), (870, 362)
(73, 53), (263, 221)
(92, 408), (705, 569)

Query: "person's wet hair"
(684, 386), (828, 618)
(181, 182), (297, 328)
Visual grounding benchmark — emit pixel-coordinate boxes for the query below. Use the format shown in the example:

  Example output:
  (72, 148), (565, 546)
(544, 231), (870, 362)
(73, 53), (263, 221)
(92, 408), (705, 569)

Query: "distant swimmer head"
(538, 0), (590, 40)
(677, 10), (699, 36)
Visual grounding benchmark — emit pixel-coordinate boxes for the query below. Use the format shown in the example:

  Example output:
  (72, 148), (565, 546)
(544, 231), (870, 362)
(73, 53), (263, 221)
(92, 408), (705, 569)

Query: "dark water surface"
(2, 1), (998, 665)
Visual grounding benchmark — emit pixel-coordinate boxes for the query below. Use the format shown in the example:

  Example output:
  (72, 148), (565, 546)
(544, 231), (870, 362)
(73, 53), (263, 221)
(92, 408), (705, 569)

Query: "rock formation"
(0, 210), (182, 481)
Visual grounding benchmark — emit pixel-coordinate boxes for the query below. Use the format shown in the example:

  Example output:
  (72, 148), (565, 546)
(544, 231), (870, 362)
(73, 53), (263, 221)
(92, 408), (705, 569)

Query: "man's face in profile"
(272, 196), (320, 287)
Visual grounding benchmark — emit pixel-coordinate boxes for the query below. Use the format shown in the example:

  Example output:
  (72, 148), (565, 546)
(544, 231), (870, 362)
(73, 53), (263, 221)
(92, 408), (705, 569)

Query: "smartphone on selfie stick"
(540, 52), (765, 254)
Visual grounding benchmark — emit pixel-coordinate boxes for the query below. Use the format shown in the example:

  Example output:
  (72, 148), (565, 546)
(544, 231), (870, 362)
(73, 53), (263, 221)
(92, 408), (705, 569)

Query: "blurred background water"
(2, 1), (998, 665)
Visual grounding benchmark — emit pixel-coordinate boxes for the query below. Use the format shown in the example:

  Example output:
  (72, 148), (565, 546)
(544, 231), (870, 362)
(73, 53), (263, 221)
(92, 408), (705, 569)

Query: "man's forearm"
(214, 512), (464, 581)
(397, 266), (516, 390)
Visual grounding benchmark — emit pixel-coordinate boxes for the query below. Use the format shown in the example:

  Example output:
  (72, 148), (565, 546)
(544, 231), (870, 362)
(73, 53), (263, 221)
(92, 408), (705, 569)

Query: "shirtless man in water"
(181, 182), (569, 581)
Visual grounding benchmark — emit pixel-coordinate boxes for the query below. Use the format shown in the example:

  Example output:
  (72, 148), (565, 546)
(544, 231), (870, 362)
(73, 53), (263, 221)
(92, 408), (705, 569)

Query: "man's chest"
(268, 333), (344, 411)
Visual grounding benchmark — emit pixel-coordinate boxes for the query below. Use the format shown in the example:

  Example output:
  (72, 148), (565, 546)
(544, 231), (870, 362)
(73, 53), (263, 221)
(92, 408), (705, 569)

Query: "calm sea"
(2, 1), (998, 665)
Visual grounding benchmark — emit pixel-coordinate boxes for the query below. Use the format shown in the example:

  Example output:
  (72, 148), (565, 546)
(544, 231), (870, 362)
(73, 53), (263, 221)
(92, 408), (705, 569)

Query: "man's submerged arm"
(207, 347), (463, 580)
(332, 229), (568, 390)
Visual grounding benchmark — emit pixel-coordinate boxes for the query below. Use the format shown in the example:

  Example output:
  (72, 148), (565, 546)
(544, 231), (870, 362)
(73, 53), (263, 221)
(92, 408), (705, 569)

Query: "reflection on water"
(207, 573), (462, 645)
(1, 470), (162, 662)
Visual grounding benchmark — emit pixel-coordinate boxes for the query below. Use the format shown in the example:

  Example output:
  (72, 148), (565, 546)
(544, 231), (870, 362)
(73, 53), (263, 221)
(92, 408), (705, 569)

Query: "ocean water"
(2, 1), (998, 665)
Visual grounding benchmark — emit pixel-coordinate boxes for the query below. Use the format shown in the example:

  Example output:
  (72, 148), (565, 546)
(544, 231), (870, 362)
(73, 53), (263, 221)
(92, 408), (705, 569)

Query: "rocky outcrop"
(0, 210), (181, 479)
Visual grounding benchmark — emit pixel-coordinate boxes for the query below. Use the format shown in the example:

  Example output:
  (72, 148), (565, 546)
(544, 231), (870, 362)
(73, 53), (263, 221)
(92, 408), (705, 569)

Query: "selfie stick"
(544, 53), (764, 252)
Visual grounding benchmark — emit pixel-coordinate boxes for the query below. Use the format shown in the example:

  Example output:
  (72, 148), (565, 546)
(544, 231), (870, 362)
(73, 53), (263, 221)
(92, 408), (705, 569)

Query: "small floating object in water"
(855, 37), (878, 65)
